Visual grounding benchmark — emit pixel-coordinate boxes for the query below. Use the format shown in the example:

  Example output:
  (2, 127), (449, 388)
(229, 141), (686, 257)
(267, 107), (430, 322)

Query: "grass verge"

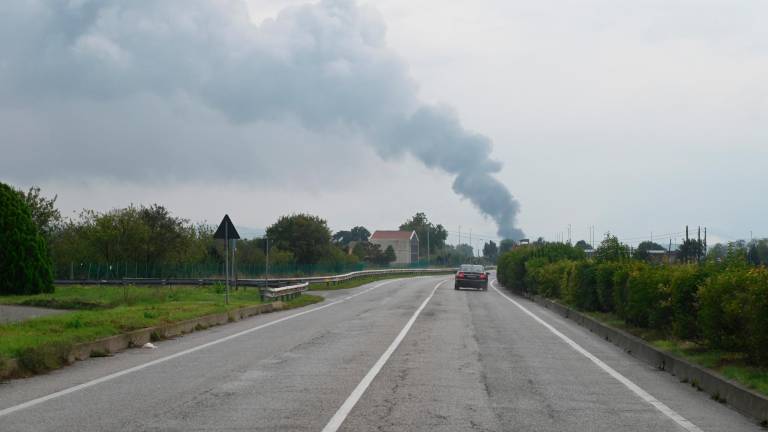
(0, 285), (323, 376)
(309, 271), (454, 291)
(585, 310), (768, 397)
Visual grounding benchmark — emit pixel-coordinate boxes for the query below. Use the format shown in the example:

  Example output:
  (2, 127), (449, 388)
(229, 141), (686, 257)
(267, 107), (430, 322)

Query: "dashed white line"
(321, 279), (445, 432)
(491, 279), (704, 432)
(0, 278), (403, 418)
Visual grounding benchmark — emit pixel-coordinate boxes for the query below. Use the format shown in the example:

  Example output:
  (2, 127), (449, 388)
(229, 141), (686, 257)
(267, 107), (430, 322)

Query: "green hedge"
(497, 249), (768, 366)
(0, 182), (53, 295)
(497, 243), (584, 293)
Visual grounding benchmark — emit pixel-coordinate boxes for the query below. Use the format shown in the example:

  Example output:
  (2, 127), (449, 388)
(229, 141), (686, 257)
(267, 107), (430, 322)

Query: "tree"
(16, 186), (61, 240)
(634, 241), (665, 261)
(399, 212), (447, 257)
(234, 238), (266, 270)
(0, 182), (54, 295)
(707, 243), (728, 262)
(352, 242), (368, 260)
(574, 240), (592, 251)
(138, 204), (192, 268)
(350, 226), (371, 243)
(455, 243), (474, 259)
(332, 226), (371, 247)
(266, 214), (332, 265)
(747, 239), (768, 266)
(499, 239), (517, 254)
(332, 230), (353, 246)
(384, 245), (397, 264)
(483, 240), (498, 262)
(318, 245), (359, 272)
(595, 234), (630, 262)
(678, 239), (705, 264)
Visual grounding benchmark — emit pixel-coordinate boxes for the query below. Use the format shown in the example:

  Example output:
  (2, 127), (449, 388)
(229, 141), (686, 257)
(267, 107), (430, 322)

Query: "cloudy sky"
(2, 0), (766, 248)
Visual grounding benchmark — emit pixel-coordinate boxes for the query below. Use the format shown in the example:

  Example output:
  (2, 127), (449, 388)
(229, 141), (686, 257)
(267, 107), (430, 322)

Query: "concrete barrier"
(1, 301), (284, 380)
(530, 294), (768, 423)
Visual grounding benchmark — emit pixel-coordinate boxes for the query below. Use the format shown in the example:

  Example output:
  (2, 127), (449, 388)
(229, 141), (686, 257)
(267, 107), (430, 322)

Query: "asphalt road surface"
(0, 274), (762, 431)
(0, 305), (67, 324)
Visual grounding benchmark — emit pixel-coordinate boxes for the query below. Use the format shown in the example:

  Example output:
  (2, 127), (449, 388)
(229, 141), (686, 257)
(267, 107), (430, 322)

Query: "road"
(0, 305), (67, 324)
(0, 274), (761, 431)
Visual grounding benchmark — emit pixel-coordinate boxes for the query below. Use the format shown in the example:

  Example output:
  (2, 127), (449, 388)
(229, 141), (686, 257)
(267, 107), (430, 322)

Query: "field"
(0, 284), (322, 374)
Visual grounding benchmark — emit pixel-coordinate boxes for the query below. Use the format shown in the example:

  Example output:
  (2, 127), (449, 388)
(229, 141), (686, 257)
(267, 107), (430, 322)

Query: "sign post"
(213, 215), (240, 305)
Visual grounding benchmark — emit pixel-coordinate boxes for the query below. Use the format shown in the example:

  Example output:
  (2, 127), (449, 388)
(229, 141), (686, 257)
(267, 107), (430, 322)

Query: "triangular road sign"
(213, 214), (240, 240)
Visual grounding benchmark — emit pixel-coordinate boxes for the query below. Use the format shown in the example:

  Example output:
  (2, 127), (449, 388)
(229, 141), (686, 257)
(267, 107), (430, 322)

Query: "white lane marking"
(322, 279), (445, 432)
(0, 278), (408, 418)
(491, 280), (703, 432)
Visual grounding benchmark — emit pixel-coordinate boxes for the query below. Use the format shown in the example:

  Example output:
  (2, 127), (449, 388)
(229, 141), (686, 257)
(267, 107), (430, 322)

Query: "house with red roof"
(369, 230), (419, 264)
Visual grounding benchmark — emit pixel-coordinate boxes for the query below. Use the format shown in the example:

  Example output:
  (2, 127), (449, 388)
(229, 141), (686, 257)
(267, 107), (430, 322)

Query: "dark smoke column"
(378, 106), (524, 240)
(0, 0), (525, 239)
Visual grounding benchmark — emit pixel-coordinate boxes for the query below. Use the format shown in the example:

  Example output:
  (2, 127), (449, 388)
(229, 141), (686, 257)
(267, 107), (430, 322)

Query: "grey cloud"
(0, 0), (523, 238)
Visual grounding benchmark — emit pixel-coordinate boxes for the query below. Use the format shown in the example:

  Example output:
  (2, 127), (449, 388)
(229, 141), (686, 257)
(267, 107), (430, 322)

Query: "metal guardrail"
(260, 282), (309, 301)
(54, 268), (457, 299)
(242, 267), (456, 287)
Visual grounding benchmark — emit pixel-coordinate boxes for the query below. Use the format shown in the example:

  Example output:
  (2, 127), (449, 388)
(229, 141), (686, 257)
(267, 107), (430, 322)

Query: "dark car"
(454, 264), (488, 291)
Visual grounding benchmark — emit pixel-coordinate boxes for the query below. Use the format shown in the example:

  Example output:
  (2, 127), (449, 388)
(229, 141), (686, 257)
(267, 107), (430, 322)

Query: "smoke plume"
(0, 0), (524, 239)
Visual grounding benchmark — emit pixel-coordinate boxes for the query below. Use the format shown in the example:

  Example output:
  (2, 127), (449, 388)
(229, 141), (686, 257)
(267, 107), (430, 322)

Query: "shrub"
(0, 182), (54, 295)
(562, 261), (598, 310)
(611, 264), (632, 319)
(497, 249), (528, 292)
(527, 260), (571, 298)
(523, 257), (549, 295)
(668, 265), (707, 340)
(698, 269), (749, 353)
(595, 263), (619, 312)
(497, 243), (584, 294)
(624, 264), (671, 328)
(743, 268), (768, 365)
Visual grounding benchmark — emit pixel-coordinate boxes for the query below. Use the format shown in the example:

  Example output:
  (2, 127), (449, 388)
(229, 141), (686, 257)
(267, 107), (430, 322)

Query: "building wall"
(370, 238), (412, 264)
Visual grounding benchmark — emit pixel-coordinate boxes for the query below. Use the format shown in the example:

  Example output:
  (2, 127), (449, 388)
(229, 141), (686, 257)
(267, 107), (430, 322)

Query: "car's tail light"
(457, 272), (465, 279)
(479, 273), (487, 280)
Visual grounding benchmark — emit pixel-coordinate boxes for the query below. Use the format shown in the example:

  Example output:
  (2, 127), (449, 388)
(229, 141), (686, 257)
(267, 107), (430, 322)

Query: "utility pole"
(704, 227), (708, 256)
(233, 239), (237, 291)
(265, 236), (270, 290)
(568, 224), (572, 245)
(224, 223), (229, 305)
(668, 237), (672, 261)
(469, 229), (473, 263)
(427, 228), (430, 268)
(697, 226), (702, 263)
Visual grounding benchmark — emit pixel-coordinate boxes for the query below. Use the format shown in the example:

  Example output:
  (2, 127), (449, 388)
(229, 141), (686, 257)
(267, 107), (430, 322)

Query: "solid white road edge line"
(321, 279), (445, 432)
(491, 279), (704, 432)
(0, 278), (407, 418)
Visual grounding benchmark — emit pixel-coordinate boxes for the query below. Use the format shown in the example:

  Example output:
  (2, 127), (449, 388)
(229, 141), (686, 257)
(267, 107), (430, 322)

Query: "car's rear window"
(460, 265), (484, 272)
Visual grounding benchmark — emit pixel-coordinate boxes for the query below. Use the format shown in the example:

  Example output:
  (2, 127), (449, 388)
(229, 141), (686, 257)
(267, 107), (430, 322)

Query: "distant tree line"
(5, 183), (485, 281)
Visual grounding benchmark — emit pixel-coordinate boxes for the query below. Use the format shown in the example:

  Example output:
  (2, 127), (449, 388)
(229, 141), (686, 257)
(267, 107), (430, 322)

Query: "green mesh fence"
(55, 260), (439, 280)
